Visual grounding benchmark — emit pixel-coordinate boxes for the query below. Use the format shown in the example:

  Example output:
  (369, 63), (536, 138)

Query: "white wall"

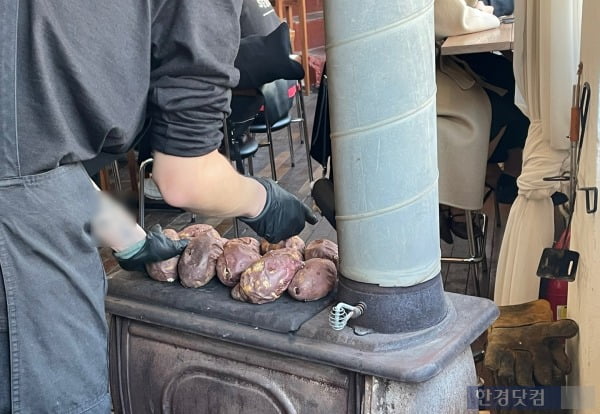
(567, 0), (600, 410)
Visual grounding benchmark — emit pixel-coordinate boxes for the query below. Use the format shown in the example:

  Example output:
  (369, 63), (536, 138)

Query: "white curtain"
(494, 0), (582, 305)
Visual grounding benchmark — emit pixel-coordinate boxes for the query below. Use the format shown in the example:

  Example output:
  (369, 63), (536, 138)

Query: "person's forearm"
(152, 149), (267, 218)
(90, 188), (147, 252)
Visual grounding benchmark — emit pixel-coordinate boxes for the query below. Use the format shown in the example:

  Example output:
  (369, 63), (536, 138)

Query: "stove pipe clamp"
(329, 302), (367, 330)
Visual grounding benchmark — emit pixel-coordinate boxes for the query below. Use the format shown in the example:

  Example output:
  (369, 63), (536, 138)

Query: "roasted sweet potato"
(284, 236), (306, 255)
(178, 230), (225, 288)
(234, 249), (304, 304)
(276, 247), (304, 262)
(178, 224), (215, 240)
(230, 283), (248, 302)
(145, 228), (181, 283)
(288, 258), (337, 301)
(259, 239), (285, 254)
(260, 235), (305, 257)
(236, 236), (260, 252)
(304, 239), (339, 267)
(216, 237), (261, 287)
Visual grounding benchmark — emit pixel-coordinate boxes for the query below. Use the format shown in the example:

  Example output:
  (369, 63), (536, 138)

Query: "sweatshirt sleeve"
(148, 0), (243, 156)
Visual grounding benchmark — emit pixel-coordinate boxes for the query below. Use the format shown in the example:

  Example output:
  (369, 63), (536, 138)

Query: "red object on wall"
(539, 228), (571, 320)
(540, 279), (568, 320)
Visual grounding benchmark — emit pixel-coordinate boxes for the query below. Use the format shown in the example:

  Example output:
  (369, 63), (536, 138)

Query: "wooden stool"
(272, 0), (310, 94)
(97, 151), (139, 195)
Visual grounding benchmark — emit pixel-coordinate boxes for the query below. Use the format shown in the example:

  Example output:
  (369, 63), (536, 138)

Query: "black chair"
(224, 91), (264, 175)
(248, 79), (313, 182)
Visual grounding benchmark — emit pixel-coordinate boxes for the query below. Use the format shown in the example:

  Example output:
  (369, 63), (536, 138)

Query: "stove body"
(107, 271), (497, 414)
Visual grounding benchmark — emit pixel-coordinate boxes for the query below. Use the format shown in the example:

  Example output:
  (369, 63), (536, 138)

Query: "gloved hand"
(485, 319), (579, 386)
(116, 224), (189, 271)
(239, 177), (318, 243)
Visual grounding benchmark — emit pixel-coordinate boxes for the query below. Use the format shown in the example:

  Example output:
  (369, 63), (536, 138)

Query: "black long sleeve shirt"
(15, 0), (242, 175)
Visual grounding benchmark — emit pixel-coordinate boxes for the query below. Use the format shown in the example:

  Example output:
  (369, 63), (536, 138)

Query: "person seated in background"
(434, 0), (528, 242)
(460, 50), (529, 204)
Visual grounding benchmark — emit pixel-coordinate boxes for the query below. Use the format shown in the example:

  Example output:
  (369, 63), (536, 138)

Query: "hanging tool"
(537, 64), (586, 282)
(577, 81), (597, 214)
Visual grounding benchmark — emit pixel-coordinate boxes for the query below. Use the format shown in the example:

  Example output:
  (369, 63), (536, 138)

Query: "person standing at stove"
(0, 1), (316, 414)
(89, 0), (306, 272)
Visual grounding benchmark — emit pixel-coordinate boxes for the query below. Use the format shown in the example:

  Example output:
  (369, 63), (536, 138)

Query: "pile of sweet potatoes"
(143, 224), (339, 304)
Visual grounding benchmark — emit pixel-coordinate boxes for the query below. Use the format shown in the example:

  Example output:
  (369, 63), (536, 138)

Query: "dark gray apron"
(1, 2), (111, 413)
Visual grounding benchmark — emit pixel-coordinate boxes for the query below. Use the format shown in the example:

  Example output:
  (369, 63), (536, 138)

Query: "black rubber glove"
(116, 224), (189, 271)
(239, 177), (318, 243)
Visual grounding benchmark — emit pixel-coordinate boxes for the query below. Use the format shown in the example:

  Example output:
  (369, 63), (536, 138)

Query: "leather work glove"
(240, 177), (318, 243)
(485, 319), (579, 386)
(492, 299), (554, 328)
(117, 224), (189, 271)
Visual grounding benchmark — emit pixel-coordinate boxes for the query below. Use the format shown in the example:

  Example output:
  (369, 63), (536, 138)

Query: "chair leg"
(465, 210), (481, 297)
(286, 124), (295, 167)
(265, 128), (278, 181)
(233, 218), (240, 238)
(138, 178), (144, 228)
(296, 91), (304, 145)
(302, 119), (314, 182)
(480, 212), (491, 298)
(464, 264), (480, 297)
(469, 263), (482, 298)
(297, 89), (314, 182)
(230, 130), (245, 175)
(222, 121), (232, 162)
(99, 168), (110, 191)
(138, 158), (154, 229)
(248, 156), (254, 176)
(235, 157), (245, 175)
(127, 150), (139, 194)
(110, 160), (122, 192)
(494, 193), (502, 228)
(478, 235), (488, 275)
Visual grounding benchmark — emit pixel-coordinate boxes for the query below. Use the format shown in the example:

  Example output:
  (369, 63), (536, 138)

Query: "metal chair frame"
(250, 81), (313, 182)
(441, 209), (490, 298)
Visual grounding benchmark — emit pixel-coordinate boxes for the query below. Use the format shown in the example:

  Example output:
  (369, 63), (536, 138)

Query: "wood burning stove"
(107, 271), (497, 413)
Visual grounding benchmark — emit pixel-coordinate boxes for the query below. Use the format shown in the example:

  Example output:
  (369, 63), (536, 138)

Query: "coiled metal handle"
(328, 302), (366, 330)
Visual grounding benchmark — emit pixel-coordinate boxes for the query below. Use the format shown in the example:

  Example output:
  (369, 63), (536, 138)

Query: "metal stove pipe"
(324, 0), (448, 333)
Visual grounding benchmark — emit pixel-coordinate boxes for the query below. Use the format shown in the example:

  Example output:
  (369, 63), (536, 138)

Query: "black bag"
(235, 23), (304, 89)
(482, 0), (514, 17)
(309, 66), (331, 173)
(311, 177), (336, 229)
(308, 66), (337, 229)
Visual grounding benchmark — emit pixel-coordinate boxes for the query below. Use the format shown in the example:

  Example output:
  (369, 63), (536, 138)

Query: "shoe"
(449, 213), (483, 240)
(439, 206), (453, 244)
